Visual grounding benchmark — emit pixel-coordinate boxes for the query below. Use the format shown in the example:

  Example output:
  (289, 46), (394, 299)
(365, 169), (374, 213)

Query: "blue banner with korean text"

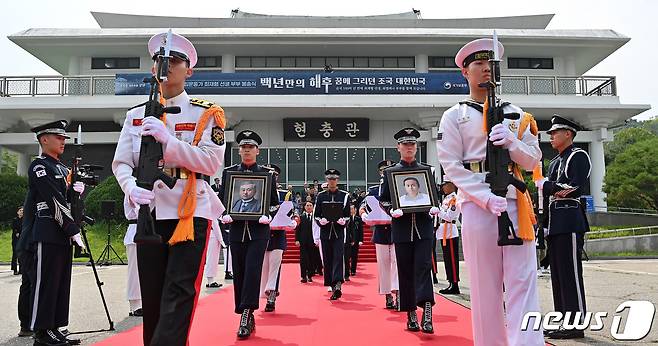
(115, 71), (468, 95)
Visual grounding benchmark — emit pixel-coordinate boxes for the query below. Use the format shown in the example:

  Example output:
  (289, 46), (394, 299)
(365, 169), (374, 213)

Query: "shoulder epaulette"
(128, 101), (148, 111)
(190, 98), (216, 109)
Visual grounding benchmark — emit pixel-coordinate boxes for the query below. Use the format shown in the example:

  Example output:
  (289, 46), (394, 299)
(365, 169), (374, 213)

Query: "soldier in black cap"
(313, 168), (351, 300)
(25, 120), (85, 346)
(219, 130), (279, 339)
(536, 115), (590, 340)
(380, 128), (437, 333)
(359, 159), (400, 309)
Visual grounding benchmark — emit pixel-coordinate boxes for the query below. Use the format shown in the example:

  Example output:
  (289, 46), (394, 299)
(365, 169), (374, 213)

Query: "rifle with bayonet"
(133, 29), (180, 244)
(480, 31), (526, 246)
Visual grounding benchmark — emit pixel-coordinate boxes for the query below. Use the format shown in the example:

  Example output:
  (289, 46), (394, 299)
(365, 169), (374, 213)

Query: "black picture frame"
(386, 166), (439, 213)
(223, 171), (271, 221)
(321, 201), (344, 222)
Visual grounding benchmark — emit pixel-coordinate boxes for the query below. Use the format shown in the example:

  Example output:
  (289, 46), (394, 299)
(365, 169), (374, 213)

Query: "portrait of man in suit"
(231, 180), (263, 213)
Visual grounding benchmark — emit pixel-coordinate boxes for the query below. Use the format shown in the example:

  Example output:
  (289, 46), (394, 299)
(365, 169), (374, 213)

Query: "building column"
(415, 54), (428, 73)
(222, 54), (235, 73)
(17, 152), (30, 176)
(589, 132), (607, 211)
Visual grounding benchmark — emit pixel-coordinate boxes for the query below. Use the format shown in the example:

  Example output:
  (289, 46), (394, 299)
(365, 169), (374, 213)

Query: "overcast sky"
(0, 0), (655, 120)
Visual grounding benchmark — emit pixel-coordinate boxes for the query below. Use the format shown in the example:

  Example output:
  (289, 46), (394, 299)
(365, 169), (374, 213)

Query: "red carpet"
(94, 263), (475, 345)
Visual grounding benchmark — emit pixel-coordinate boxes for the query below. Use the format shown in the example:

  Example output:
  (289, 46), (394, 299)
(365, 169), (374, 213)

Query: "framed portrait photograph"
(223, 171), (271, 221)
(386, 166), (439, 213)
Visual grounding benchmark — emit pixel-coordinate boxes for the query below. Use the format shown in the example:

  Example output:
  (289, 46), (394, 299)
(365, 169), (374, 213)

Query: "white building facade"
(0, 10), (650, 209)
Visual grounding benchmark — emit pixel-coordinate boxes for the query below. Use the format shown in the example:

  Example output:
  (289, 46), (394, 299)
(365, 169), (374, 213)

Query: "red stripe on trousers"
(449, 238), (458, 283)
(186, 220), (212, 344)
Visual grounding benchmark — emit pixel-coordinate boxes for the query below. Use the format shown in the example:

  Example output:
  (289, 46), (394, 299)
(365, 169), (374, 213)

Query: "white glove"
(129, 186), (155, 205)
(314, 239), (320, 246)
(141, 117), (172, 145)
(361, 213), (373, 225)
(337, 218), (347, 226)
(259, 215), (272, 224)
(535, 178), (547, 191)
(429, 206), (440, 216)
(221, 215), (233, 224)
(358, 241), (363, 246)
(319, 218), (329, 226)
(489, 124), (516, 148)
(486, 196), (508, 216)
(391, 209), (403, 218)
(71, 233), (86, 250)
(220, 240), (227, 248)
(73, 181), (85, 194)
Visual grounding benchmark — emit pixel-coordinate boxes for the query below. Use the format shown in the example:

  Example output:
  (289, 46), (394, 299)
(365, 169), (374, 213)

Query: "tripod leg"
(109, 245), (125, 265)
(78, 227), (115, 331)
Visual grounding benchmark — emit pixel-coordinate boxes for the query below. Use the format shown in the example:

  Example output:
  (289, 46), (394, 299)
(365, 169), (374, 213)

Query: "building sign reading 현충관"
(115, 72), (468, 95)
(283, 118), (369, 141)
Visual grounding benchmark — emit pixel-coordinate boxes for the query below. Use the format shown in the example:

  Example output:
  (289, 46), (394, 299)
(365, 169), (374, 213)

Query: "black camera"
(77, 164), (103, 187)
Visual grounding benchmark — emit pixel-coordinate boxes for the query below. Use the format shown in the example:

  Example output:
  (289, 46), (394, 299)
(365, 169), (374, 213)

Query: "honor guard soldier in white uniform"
(536, 115), (590, 340)
(112, 31), (226, 346)
(313, 169), (351, 300)
(219, 130), (279, 339)
(360, 159), (400, 309)
(260, 163), (291, 312)
(435, 178), (461, 295)
(380, 128), (438, 334)
(27, 120), (85, 346)
(437, 38), (544, 345)
(122, 196), (143, 317)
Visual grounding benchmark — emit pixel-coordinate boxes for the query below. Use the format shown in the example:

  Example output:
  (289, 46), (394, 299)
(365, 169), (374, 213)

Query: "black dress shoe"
(421, 302), (434, 334)
(385, 294), (395, 309)
(547, 328), (585, 339)
(129, 308), (143, 317)
(264, 301), (275, 312)
(225, 273), (234, 280)
(206, 282), (223, 288)
(350, 271), (356, 276)
(33, 329), (67, 346)
(237, 310), (252, 339)
(18, 327), (33, 337)
(330, 285), (342, 300)
(53, 328), (80, 345)
(344, 276), (350, 282)
(308, 276), (313, 282)
(301, 277), (308, 283)
(406, 311), (420, 332)
(439, 283), (461, 295)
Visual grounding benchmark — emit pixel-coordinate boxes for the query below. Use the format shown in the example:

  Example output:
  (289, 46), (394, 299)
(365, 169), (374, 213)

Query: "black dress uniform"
(379, 128), (436, 333)
(27, 120), (81, 345)
(219, 130), (279, 338)
(17, 181), (37, 336)
(313, 169), (351, 298)
(295, 211), (316, 281)
(344, 214), (363, 278)
(542, 115), (591, 338)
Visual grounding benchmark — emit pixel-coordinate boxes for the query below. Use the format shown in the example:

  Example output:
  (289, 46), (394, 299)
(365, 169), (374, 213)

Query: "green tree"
(0, 149), (18, 174)
(0, 174), (28, 225)
(84, 175), (125, 221)
(603, 137), (658, 210)
(604, 127), (654, 165)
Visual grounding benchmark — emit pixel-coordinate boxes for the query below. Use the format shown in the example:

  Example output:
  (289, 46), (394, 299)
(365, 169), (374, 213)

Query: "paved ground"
(0, 259), (656, 345)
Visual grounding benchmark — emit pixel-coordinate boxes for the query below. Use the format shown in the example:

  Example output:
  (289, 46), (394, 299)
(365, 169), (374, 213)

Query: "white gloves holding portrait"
(391, 209), (403, 218)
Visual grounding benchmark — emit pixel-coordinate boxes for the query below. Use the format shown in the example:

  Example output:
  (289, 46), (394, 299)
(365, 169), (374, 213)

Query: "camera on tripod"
(77, 164), (103, 187)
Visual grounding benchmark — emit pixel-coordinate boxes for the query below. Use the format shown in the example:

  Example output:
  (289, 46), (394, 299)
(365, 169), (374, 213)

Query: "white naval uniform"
(112, 90), (225, 221)
(122, 196), (141, 312)
(204, 219), (224, 282)
(434, 192), (460, 241)
(437, 101), (544, 346)
(260, 250), (284, 296)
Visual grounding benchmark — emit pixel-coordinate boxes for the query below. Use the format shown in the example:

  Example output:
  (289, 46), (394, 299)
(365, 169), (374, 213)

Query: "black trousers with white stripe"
(395, 239), (435, 311)
(30, 242), (72, 331)
(547, 232), (587, 323)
